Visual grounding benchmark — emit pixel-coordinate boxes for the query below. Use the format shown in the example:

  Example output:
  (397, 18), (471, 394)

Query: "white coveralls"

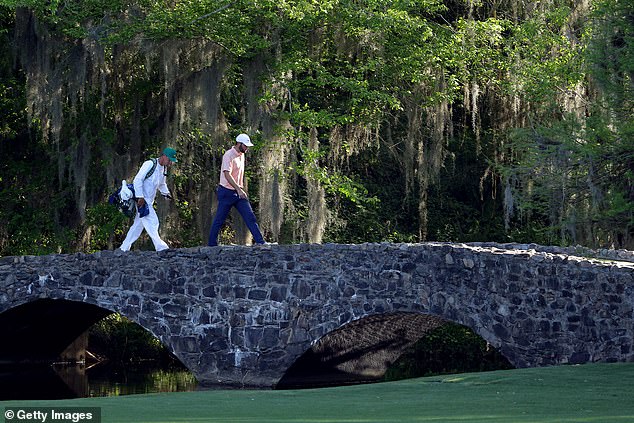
(119, 159), (171, 251)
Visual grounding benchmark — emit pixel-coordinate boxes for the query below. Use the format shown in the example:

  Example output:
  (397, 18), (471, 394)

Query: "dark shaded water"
(0, 362), (198, 400)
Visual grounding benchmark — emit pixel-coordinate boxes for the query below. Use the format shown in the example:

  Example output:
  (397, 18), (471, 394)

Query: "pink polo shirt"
(219, 146), (245, 189)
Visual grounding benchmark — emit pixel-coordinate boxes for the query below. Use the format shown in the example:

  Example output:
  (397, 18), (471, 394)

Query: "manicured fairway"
(3, 363), (634, 422)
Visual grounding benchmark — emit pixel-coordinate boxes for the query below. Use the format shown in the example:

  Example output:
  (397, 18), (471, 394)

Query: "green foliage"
(449, 17), (508, 85)
(504, 5), (585, 107)
(296, 148), (378, 206)
(0, 76), (24, 139)
(0, 0), (129, 39)
(0, 8), (25, 140)
(587, 0), (634, 119)
(0, 0), (281, 54)
(0, 0), (632, 252)
(85, 203), (130, 253)
(275, 0), (457, 128)
(384, 322), (513, 381)
(170, 196), (204, 248)
(0, 137), (79, 255)
(495, 0), (634, 248)
(319, 141), (420, 243)
(89, 313), (176, 364)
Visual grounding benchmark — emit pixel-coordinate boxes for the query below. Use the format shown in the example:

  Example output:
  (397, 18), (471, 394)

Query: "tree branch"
(189, 2), (234, 26)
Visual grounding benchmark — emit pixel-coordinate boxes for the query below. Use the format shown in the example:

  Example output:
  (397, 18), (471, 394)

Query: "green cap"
(163, 147), (177, 163)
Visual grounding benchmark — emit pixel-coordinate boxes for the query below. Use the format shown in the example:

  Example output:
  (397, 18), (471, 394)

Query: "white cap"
(236, 133), (253, 147)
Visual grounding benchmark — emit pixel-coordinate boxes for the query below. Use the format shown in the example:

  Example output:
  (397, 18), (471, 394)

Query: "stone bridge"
(1, 242), (633, 388)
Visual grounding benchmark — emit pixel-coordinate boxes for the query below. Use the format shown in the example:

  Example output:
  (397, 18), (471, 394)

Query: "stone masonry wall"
(0, 242), (633, 387)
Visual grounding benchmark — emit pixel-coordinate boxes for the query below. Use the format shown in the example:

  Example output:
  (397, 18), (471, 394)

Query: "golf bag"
(109, 181), (137, 218)
(108, 158), (158, 218)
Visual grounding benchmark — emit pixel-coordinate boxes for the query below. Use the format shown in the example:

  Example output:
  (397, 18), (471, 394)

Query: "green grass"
(3, 363), (634, 422)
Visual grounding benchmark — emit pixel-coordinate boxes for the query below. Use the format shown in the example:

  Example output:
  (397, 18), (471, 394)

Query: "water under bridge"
(1, 242), (633, 387)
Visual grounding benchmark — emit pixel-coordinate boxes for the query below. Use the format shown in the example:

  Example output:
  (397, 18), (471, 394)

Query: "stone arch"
(0, 298), (112, 363)
(276, 311), (510, 388)
(0, 298), (189, 373)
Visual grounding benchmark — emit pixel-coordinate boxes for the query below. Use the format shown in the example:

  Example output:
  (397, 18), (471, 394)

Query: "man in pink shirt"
(208, 133), (266, 246)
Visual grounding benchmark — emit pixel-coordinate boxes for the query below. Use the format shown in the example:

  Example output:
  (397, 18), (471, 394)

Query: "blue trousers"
(208, 185), (265, 246)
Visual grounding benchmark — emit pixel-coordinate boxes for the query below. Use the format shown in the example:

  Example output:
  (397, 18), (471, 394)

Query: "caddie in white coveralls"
(119, 147), (177, 251)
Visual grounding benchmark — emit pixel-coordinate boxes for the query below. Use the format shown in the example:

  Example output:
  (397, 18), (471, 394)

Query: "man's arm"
(158, 174), (170, 198)
(133, 160), (153, 207)
(223, 170), (247, 199)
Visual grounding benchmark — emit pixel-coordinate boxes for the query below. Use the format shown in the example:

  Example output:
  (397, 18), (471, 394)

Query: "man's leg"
(143, 206), (169, 251)
(235, 198), (265, 244)
(208, 187), (236, 246)
(120, 215), (144, 251)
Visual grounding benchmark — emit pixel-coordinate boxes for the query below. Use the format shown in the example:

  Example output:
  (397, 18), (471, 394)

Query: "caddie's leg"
(120, 215), (144, 251)
(235, 198), (265, 244)
(142, 206), (169, 251)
